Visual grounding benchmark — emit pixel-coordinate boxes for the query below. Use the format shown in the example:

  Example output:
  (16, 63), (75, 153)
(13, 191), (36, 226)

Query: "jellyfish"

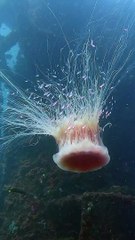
(0, 1), (134, 173)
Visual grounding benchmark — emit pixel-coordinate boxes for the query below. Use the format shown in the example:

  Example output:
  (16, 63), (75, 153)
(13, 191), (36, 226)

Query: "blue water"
(1, 1), (135, 239)
(0, 0), (135, 193)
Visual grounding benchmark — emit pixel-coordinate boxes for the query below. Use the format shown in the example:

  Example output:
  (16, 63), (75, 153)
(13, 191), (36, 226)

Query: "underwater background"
(0, 0), (135, 239)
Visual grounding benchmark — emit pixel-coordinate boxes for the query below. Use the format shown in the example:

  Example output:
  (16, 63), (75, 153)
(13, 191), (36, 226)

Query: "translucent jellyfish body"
(0, 1), (134, 173)
(53, 117), (110, 172)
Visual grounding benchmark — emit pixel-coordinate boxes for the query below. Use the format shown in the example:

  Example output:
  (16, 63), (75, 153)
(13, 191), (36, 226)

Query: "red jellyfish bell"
(53, 119), (110, 173)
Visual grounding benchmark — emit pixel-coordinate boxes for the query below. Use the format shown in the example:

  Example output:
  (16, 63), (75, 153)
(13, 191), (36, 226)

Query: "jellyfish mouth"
(53, 140), (110, 173)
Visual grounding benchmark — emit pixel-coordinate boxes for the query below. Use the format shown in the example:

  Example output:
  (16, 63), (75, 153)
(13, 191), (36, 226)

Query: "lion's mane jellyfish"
(0, 1), (134, 173)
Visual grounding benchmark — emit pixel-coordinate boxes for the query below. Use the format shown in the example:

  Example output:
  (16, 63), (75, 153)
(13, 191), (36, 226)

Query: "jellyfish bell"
(53, 118), (110, 173)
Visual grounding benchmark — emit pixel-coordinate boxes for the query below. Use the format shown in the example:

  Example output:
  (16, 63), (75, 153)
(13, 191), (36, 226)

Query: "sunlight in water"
(0, 0), (134, 173)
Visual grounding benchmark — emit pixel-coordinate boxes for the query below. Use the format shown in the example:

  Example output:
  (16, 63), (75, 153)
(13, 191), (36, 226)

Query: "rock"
(79, 192), (135, 240)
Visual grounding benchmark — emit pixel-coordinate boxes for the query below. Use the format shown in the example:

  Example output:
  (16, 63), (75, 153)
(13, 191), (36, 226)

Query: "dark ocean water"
(0, 0), (135, 239)
(0, 0), (135, 183)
